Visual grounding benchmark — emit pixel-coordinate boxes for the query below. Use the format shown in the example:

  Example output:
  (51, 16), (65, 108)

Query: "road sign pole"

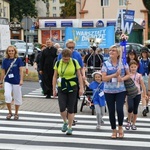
(25, 17), (28, 76)
(21, 16), (33, 76)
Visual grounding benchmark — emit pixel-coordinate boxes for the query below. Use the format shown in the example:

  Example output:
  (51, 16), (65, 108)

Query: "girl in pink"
(125, 60), (147, 130)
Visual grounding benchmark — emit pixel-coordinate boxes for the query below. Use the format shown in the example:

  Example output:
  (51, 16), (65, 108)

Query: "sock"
(143, 106), (146, 110)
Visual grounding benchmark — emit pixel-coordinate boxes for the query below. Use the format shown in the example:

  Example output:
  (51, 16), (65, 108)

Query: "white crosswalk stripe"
(23, 88), (45, 98)
(0, 110), (150, 150)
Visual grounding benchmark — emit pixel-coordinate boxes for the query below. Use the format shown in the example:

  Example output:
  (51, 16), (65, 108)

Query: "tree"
(143, 0), (150, 11)
(9, 0), (46, 22)
(59, 0), (76, 18)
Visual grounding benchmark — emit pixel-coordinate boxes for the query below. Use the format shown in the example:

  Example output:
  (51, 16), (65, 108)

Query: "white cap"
(92, 71), (102, 77)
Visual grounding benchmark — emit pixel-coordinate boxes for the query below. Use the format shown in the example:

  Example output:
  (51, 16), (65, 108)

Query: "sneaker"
(61, 123), (68, 132)
(66, 128), (72, 135)
(131, 125), (137, 130)
(101, 119), (104, 124)
(96, 125), (101, 130)
(142, 109), (147, 116)
(72, 120), (77, 126)
(146, 107), (149, 113)
(125, 122), (131, 130)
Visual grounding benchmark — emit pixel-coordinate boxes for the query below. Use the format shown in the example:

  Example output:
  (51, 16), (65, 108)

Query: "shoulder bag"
(124, 73), (138, 99)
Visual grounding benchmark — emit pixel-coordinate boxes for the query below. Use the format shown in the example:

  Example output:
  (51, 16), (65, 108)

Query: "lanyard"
(61, 62), (69, 76)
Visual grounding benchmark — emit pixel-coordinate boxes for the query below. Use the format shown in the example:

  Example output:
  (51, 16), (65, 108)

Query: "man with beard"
(39, 39), (57, 98)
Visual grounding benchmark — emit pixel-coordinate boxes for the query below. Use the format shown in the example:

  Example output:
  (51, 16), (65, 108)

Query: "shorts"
(143, 76), (148, 92)
(4, 82), (22, 105)
(58, 85), (77, 113)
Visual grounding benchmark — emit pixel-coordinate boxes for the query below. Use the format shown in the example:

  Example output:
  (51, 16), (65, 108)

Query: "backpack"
(56, 59), (77, 74)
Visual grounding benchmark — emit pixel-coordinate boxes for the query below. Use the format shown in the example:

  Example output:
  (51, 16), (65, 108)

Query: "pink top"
(130, 73), (142, 94)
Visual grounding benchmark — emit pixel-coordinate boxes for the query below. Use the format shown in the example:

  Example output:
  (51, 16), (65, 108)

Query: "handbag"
(124, 77), (138, 99)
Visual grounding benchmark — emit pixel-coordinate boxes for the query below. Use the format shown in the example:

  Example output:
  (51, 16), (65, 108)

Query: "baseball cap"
(128, 49), (136, 55)
(141, 47), (149, 53)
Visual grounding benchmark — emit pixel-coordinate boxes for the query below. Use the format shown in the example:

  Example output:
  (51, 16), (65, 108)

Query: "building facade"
(0, 0), (10, 20)
(76, 0), (148, 42)
(36, 0), (64, 17)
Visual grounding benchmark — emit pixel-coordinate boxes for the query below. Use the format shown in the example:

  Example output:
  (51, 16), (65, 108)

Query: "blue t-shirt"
(89, 81), (105, 106)
(57, 50), (84, 67)
(138, 59), (150, 76)
(1, 57), (24, 84)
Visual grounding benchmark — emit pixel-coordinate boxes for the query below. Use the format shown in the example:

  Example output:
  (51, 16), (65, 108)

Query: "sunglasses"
(67, 47), (74, 49)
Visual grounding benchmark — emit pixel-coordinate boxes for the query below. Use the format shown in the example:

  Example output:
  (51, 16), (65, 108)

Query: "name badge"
(8, 74), (14, 78)
(112, 78), (117, 82)
(99, 91), (104, 97)
(57, 77), (61, 83)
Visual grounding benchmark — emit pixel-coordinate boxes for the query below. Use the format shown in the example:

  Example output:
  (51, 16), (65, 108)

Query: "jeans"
(104, 91), (126, 129)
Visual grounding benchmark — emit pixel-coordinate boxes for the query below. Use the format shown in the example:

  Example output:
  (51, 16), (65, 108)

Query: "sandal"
(14, 114), (19, 120)
(118, 128), (124, 138)
(6, 113), (13, 120)
(111, 130), (117, 139)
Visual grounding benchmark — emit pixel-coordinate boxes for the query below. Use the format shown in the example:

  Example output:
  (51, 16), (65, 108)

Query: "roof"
(132, 21), (144, 30)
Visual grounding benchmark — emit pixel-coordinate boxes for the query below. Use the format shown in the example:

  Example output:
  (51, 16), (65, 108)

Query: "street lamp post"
(46, 0), (50, 17)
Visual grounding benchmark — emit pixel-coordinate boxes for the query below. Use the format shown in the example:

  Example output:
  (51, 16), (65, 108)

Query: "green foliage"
(143, 0), (150, 27)
(10, 0), (46, 22)
(143, 0), (150, 11)
(60, 0), (76, 17)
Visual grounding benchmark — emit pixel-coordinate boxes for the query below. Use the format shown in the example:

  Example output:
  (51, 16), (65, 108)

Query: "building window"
(53, 0), (56, 3)
(53, 14), (57, 17)
(101, 0), (109, 6)
(119, 0), (127, 6)
(53, 7), (56, 11)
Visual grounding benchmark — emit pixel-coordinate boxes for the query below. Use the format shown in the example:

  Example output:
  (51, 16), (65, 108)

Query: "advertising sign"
(65, 26), (115, 49)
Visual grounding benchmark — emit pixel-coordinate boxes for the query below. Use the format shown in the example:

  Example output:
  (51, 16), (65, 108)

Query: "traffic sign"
(21, 17), (33, 30)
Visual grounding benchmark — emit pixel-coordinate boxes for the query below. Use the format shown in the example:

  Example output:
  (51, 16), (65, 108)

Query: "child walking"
(84, 71), (105, 130)
(125, 60), (147, 130)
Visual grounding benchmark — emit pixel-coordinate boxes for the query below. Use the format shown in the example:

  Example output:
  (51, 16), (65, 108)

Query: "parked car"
(14, 43), (35, 66)
(116, 43), (144, 56)
(10, 39), (26, 45)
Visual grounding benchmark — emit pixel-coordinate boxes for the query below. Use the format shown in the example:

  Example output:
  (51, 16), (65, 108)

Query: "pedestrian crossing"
(0, 110), (150, 150)
(23, 88), (45, 98)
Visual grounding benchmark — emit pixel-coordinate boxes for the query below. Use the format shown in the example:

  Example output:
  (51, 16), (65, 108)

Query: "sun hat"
(92, 71), (102, 77)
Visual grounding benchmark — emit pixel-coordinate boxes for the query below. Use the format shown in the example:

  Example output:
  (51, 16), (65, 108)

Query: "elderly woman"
(101, 45), (130, 139)
(53, 48), (84, 135)
(0, 45), (24, 120)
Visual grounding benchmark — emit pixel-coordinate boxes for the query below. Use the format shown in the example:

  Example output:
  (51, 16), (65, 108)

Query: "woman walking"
(0, 45), (24, 120)
(53, 48), (84, 135)
(101, 45), (130, 138)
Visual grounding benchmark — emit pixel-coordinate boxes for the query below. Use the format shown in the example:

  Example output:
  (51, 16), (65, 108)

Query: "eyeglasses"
(67, 47), (74, 49)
